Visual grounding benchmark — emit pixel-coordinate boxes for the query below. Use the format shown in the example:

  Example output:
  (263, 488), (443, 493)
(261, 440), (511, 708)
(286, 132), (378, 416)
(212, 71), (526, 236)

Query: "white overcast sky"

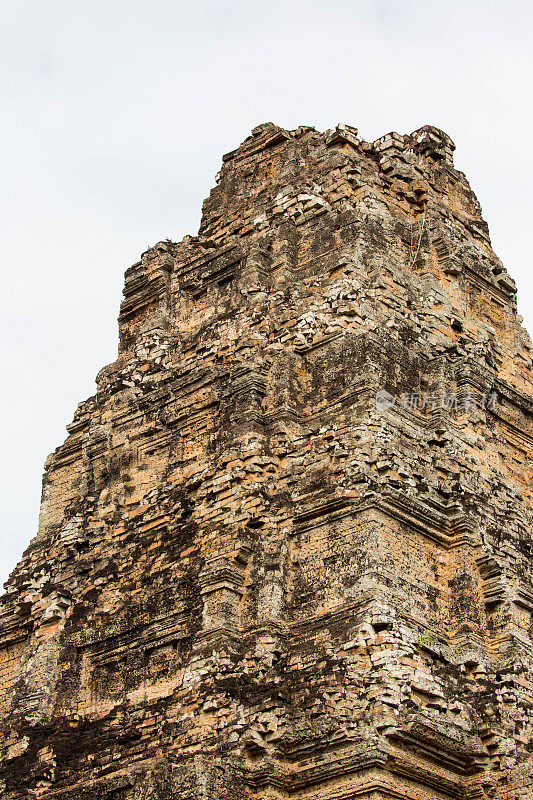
(1, 0), (532, 588)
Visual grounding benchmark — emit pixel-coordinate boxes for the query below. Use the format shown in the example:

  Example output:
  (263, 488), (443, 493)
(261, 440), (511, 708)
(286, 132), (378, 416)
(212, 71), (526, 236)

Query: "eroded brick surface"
(1, 122), (532, 799)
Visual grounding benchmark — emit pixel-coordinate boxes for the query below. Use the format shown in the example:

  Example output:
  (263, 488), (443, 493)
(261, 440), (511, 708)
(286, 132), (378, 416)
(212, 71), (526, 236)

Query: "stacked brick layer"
(1, 122), (532, 799)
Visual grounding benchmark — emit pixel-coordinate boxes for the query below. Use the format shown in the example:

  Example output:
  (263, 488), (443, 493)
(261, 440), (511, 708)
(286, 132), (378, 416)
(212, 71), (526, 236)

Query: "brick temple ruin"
(1, 122), (532, 799)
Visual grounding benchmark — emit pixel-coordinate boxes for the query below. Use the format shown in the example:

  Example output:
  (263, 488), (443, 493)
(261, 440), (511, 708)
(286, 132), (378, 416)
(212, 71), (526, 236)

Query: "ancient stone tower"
(1, 122), (532, 799)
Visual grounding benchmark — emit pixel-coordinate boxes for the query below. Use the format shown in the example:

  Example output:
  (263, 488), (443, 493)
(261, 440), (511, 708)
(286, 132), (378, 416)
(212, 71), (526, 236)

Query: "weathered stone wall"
(0, 122), (532, 799)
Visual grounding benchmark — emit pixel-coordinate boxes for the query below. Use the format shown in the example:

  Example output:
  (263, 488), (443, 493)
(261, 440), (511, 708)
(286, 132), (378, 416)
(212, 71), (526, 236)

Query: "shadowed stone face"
(0, 122), (532, 800)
